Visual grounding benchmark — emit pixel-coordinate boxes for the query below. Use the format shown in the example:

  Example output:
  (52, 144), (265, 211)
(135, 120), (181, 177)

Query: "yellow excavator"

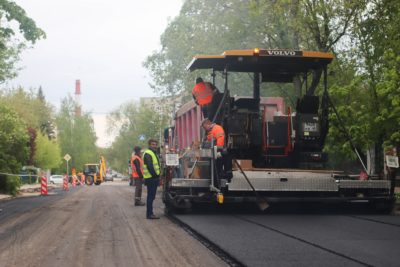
(84, 156), (107, 185)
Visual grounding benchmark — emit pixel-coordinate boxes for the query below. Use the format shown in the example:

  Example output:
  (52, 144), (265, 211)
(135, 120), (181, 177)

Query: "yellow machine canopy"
(187, 48), (334, 82)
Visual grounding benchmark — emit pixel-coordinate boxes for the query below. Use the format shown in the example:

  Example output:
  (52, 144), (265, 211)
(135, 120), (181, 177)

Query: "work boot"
(147, 214), (160, 219)
(135, 201), (145, 206)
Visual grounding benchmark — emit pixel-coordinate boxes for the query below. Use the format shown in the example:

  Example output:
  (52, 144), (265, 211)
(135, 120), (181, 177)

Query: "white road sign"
(386, 155), (399, 168)
(64, 154), (71, 161)
(166, 154), (179, 166)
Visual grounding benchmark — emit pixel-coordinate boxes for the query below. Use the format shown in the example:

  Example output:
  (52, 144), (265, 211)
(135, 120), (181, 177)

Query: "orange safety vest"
(207, 124), (225, 147)
(131, 155), (144, 179)
(192, 82), (213, 106)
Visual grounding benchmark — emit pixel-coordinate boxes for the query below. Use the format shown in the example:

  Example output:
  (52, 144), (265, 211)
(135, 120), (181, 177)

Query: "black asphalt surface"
(175, 205), (400, 267)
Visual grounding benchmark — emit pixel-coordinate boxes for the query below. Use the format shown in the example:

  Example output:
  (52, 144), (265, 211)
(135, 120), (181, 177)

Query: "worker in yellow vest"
(142, 139), (161, 219)
(131, 146), (145, 206)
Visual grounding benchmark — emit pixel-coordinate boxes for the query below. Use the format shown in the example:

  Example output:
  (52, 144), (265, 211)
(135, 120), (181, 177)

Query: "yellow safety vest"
(142, 149), (160, 179)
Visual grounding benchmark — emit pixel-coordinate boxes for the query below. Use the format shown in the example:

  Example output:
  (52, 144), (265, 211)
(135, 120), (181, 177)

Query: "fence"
(0, 172), (39, 184)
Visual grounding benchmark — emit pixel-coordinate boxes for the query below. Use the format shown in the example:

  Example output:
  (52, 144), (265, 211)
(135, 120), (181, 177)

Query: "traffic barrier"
(63, 175), (69, 191)
(41, 176), (48, 196)
(72, 175), (76, 187)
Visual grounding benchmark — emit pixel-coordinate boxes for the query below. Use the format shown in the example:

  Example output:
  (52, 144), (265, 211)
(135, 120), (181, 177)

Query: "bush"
(0, 175), (21, 196)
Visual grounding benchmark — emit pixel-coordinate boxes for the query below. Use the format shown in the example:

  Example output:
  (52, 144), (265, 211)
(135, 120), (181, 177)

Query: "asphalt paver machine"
(162, 49), (395, 213)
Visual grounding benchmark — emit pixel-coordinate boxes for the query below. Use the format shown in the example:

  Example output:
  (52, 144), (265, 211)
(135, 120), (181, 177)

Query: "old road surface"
(0, 182), (226, 267)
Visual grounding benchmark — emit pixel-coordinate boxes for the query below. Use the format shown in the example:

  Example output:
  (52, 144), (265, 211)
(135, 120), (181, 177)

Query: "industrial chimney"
(75, 79), (81, 117)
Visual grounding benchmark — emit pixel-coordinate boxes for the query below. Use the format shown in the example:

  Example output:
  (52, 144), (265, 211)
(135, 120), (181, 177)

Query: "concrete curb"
(0, 184), (60, 202)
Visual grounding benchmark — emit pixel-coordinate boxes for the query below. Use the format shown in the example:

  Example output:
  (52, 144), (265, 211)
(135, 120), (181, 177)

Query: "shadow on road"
(183, 202), (398, 216)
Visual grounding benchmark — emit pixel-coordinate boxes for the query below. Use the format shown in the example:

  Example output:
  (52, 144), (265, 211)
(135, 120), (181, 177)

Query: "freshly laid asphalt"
(175, 206), (400, 267)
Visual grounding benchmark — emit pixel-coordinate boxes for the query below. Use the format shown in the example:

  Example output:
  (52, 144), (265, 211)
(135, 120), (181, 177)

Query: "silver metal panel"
(171, 178), (211, 188)
(199, 149), (212, 157)
(339, 180), (391, 189)
(228, 176), (339, 192)
(232, 170), (334, 179)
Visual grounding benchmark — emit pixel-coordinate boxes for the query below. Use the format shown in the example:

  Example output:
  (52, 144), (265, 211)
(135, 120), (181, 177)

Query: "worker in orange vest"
(201, 118), (225, 147)
(192, 77), (214, 118)
(131, 146), (145, 206)
(201, 118), (232, 184)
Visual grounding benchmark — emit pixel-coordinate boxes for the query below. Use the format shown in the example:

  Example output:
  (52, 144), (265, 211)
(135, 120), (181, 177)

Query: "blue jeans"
(144, 177), (159, 217)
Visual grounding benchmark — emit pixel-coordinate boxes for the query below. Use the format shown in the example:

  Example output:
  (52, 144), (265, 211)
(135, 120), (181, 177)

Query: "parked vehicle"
(49, 175), (64, 184)
(105, 173), (114, 182)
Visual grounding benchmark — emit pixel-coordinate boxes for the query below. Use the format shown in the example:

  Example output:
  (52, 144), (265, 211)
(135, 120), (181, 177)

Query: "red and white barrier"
(63, 175), (69, 191)
(41, 176), (48, 196)
(72, 175), (77, 187)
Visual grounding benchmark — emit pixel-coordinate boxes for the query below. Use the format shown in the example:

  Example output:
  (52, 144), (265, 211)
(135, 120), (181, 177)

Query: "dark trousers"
(134, 178), (143, 202)
(201, 105), (208, 118)
(144, 177), (159, 217)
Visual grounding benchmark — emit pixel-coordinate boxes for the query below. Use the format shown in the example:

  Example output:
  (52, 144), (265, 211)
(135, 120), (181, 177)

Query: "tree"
(55, 95), (98, 172)
(0, 87), (56, 139)
(144, 0), (267, 99)
(325, 0), (400, 172)
(0, 105), (28, 173)
(143, 0), (400, 174)
(106, 100), (170, 172)
(0, 0), (45, 82)
(35, 132), (62, 170)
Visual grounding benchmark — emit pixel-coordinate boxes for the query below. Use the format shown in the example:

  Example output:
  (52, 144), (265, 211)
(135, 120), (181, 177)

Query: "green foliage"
(0, 87), (56, 139)
(0, 174), (20, 196)
(0, 88), (55, 172)
(35, 133), (62, 170)
(55, 95), (98, 172)
(106, 100), (170, 172)
(324, 0), (400, 171)
(144, 0), (266, 99)
(376, 50), (400, 148)
(5, 175), (20, 196)
(0, 105), (29, 173)
(143, 0), (400, 173)
(0, 0), (45, 82)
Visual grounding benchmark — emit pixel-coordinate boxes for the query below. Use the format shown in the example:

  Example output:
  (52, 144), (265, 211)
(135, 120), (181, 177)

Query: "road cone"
(63, 175), (69, 191)
(41, 176), (48, 196)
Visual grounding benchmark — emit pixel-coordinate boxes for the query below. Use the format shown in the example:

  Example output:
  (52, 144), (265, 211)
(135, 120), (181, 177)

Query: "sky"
(7, 0), (183, 147)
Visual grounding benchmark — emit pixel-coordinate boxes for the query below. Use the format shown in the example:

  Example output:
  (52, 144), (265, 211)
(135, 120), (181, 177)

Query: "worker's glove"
(221, 148), (228, 156)
(216, 152), (222, 158)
